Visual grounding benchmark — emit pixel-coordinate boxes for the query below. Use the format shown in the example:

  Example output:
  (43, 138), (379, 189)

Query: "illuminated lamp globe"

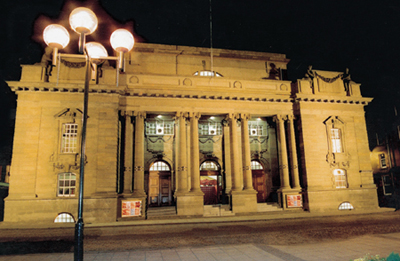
(85, 42), (107, 64)
(110, 29), (134, 53)
(43, 24), (70, 49)
(69, 7), (98, 34)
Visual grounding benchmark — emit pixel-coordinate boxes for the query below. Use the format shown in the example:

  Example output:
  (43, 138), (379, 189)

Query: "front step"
(146, 206), (177, 219)
(257, 202), (283, 212)
(203, 204), (235, 217)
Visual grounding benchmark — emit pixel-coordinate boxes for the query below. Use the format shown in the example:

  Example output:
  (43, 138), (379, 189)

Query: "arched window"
(58, 173), (76, 197)
(193, 71), (223, 77)
(338, 202), (354, 210)
(333, 169), (347, 188)
(200, 161), (219, 171)
(251, 161), (263, 170)
(150, 161), (170, 171)
(54, 213), (75, 223)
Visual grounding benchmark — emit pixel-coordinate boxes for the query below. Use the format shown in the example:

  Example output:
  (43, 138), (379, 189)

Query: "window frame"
(333, 169), (347, 189)
(330, 128), (343, 153)
(57, 172), (77, 197)
(61, 123), (79, 154)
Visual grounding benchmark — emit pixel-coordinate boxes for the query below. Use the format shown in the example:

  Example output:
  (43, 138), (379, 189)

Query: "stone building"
(4, 43), (379, 223)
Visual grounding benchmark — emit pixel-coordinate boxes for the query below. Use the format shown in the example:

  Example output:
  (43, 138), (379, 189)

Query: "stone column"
(274, 115), (291, 190)
(189, 112), (202, 193)
(222, 119), (232, 195)
(123, 112), (133, 195)
(132, 111), (146, 197)
(288, 115), (301, 189)
(229, 113), (242, 191)
(240, 113), (254, 191)
(176, 112), (188, 195)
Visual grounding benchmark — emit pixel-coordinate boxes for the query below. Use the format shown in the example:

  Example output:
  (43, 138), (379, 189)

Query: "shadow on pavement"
(0, 240), (73, 255)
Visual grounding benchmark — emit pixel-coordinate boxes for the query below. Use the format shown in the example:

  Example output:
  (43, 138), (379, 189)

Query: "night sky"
(1, 0), (400, 159)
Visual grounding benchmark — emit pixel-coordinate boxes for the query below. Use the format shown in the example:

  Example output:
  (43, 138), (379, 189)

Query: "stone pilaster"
(132, 111), (146, 198)
(240, 113), (255, 191)
(229, 113), (242, 191)
(288, 115), (301, 190)
(123, 112), (133, 195)
(274, 114), (291, 190)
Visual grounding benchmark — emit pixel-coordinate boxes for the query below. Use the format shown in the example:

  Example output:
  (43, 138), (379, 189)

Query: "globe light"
(69, 7), (98, 34)
(110, 29), (134, 53)
(85, 42), (107, 64)
(43, 24), (70, 49)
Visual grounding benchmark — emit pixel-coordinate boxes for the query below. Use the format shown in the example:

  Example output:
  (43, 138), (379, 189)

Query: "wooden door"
(148, 172), (159, 206)
(252, 171), (267, 203)
(159, 176), (171, 206)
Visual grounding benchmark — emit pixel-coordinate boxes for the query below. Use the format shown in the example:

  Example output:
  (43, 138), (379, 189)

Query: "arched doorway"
(147, 161), (173, 207)
(200, 160), (222, 205)
(251, 160), (267, 203)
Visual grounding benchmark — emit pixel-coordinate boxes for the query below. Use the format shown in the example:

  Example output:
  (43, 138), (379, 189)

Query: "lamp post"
(43, 7), (134, 261)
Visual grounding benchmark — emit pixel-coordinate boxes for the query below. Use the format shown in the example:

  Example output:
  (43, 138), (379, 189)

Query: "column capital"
(239, 113), (251, 121)
(175, 111), (189, 119)
(273, 114), (287, 122)
(133, 111), (146, 119)
(188, 112), (201, 119)
(226, 113), (240, 121)
(120, 110), (133, 117)
(287, 115), (296, 121)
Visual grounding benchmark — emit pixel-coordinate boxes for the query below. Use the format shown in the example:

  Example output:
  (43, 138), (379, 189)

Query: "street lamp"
(42, 6), (134, 261)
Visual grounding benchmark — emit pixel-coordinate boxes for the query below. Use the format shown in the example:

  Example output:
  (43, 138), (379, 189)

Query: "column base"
(176, 193), (204, 216)
(230, 189), (257, 213)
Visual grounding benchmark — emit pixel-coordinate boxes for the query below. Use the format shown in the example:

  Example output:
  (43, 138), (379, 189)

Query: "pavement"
(0, 232), (399, 260)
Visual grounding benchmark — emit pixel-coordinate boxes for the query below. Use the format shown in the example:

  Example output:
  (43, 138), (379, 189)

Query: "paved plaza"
(0, 232), (399, 261)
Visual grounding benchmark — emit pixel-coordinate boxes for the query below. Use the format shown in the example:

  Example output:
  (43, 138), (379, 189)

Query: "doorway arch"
(200, 160), (222, 205)
(147, 161), (173, 207)
(251, 160), (267, 203)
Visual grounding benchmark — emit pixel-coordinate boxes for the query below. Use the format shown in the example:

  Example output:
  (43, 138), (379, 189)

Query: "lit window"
(249, 121), (267, 136)
(331, 128), (343, 153)
(200, 161), (219, 171)
(251, 161), (263, 170)
(379, 153), (388, 169)
(338, 202), (354, 210)
(146, 120), (174, 135)
(150, 161), (170, 171)
(199, 121), (222, 136)
(61, 123), (78, 153)
(333, 169), (347, 188)
(193, 70), (222, 77)
(54, 213), (75, 223)
(382, 175), (393, 195)
(58, 173), (76, 197)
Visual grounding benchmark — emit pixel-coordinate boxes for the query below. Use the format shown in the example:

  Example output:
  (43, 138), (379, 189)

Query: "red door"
(252, 171), (267, 203)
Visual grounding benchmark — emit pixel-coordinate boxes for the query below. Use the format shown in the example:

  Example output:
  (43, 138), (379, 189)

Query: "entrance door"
(251, 161), (267, 203)
(252, 171), (267, 203)
(200, 161), (222, 205)
(148, 161), (172, 207)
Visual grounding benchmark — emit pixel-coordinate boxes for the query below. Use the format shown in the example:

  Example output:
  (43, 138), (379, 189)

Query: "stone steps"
(146, 206), (177, 219)
(203, 204), (235, 217)
(257, 202), (283, 212)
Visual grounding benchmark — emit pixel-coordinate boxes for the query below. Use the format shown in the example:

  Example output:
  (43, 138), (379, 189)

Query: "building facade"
(4, 43), (379, 223)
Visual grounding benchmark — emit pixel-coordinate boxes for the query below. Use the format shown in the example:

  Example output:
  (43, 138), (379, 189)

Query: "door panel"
(252, 171), (267, 203)
(160, 177), (171, 206)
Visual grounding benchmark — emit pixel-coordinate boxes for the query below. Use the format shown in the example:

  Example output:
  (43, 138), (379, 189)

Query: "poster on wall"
(286, 194), (303, 208)
(121, 200), (142, 217)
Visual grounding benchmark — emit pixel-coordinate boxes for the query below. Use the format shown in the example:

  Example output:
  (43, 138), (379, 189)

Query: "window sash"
(331, 128), (342, 153)
(333, 169), (347, 188)
(61, 123), (78, 153)
(58, 173), (76, 197)
(146, 120), (174, 135)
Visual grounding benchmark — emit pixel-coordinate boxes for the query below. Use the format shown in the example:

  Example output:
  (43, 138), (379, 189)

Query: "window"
(199, 121), (222, 136)
(333, 169), (347, 188)
(193, 70), (222, 77)
(200, 161), (219, 171)
(61, 123), (78, 153)
(251, 161), (263, 170)
(338, 202), (354, 210)
(248, 121), (267, 136)
(146, 120), (174, 135)
(58, 173), (76, 197)
(150, 161), (170, 171)
(382, 175), (393, 195)
(379, 153), (388, 169)
(54, 213), (75, 223)
(331, 128), (343, 153)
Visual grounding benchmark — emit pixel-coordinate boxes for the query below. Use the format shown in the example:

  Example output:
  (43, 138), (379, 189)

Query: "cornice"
(294, 94), (373, 105)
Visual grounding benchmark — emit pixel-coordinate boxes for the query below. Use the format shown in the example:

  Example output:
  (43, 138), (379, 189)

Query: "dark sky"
(1, 0), (400, 152)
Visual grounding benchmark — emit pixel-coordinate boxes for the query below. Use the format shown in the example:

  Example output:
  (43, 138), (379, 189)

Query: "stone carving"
(304, 65), (315, 89)
(41, 46), (54, 79)
(341, 68), (351, 95)
(268, 63), (280, 80)
(129, 76), (139, 84)
(233, 81), (242, 88)
(183, 78), (192, 86)
(280, 84), (288, 91)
